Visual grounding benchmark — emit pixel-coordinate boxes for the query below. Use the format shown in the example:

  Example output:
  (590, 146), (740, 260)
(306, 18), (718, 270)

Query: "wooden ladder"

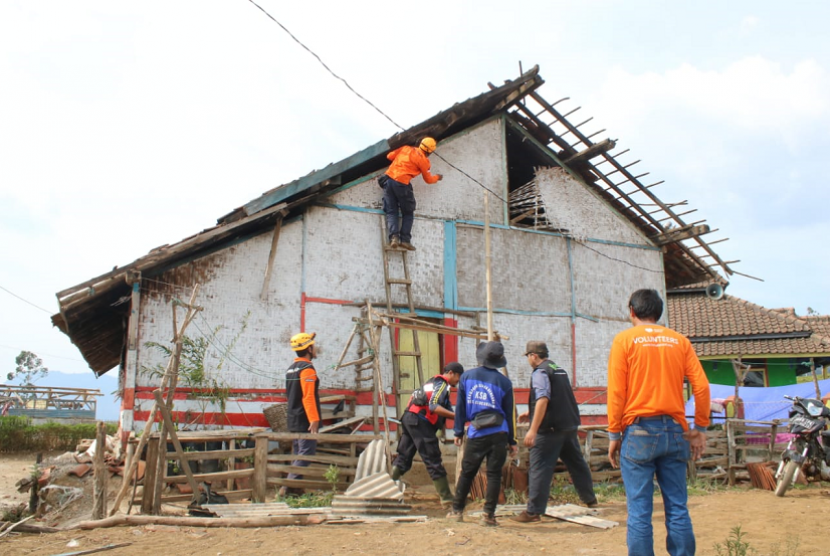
(379, 216), (425, 393)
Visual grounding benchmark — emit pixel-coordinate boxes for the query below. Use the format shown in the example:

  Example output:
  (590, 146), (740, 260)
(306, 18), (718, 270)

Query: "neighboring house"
(52, 67), (733, 433)
(667, 286), (830, 387)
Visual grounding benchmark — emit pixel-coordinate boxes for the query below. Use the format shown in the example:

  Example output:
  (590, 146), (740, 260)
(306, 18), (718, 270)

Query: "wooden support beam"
(562, 138), (616, 165)
(260, 212), (285, 300)
(252, 435), (268, 503)
(650, 224), (711, 246)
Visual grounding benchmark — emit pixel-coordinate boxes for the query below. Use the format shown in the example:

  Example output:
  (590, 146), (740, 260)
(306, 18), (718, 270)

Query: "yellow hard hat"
(419, 137), (437, 153)
(290, 332), (316, 352)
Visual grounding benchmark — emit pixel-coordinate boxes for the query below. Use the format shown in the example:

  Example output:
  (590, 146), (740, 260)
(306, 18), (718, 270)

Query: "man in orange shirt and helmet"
(279, 331), (321, 497)
(379, 137), (443, 251)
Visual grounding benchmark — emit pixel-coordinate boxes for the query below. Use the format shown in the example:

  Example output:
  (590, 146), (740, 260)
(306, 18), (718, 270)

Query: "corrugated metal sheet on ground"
(332, 495), (411, 517)
(344, 472), (404, 500)
(354, 439), (387, 481)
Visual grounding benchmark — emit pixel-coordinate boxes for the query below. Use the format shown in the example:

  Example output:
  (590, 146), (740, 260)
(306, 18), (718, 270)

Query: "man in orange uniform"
(607, 289), (710, 556)
(379, 137), (443, 251)
(280, 332), (321, 497)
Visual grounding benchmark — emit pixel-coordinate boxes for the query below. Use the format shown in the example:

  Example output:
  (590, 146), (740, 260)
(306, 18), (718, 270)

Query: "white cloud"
(739, 15), (760, 35)
(590, 56), (828, 144)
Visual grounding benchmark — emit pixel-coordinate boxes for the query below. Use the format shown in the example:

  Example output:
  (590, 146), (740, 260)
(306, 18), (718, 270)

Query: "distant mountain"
(3, 370), (121, 422)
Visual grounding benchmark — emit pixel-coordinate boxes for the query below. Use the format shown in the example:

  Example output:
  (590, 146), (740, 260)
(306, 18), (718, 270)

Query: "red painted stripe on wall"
(442, 317), (458, 365)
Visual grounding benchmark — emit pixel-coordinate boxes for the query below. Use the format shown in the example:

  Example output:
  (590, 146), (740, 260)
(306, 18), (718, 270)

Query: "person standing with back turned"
(607, 289), (710, 556)
(379, 137), (443, 251)
(448, 341), (517, 527)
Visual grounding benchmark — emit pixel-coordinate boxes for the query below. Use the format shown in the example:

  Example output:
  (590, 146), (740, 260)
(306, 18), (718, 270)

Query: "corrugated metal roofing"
(344, 472), (404, 501)
(354, 439), (387, 482)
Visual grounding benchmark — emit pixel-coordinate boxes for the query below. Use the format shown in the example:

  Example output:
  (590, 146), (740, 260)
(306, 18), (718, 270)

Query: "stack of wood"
(746, 462), (777, 491)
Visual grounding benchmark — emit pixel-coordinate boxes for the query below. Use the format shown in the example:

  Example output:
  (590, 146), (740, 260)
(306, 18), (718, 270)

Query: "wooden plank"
(260, 213), (285, 300)
(256, 432), (379, 444)
(267, 464), (357, 477)
(164, 469), (254, 484)
(320, 416), (366, 434)
(266, 478), (350, 489)
(243, 139), (389, 216)
(141, 439), (159, 514)
(267, 454), (359, 466)
(153, 489), (252, 504)
(181, 448), (255, 461)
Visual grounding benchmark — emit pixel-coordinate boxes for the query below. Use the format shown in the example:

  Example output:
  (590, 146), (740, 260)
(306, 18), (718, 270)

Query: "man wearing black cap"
(448, 341), (517, 526)
(391, 362), (464, 508)
(511, 341), (597, 523)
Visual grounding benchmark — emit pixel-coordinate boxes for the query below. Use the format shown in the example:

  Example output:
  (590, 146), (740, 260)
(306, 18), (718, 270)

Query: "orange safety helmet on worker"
(383, 137), (442, 186)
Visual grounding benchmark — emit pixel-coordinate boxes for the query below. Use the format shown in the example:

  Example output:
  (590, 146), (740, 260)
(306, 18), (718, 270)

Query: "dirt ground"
(2, 452), (828, 555)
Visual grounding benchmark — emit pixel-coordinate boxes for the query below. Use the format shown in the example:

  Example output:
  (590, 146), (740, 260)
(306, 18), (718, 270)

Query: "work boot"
(446, 509), (463, 522)
(432, 476), (453, 508)
(510, 510), (540, 523)
(391, 466), (403, 481)
(480, 513), (498, 527)
(401, 242), (416, 251)
(389, 236), (400, 248)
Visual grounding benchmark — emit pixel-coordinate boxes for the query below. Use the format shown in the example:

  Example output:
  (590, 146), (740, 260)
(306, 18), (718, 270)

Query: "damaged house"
(52, 67), (734, 435)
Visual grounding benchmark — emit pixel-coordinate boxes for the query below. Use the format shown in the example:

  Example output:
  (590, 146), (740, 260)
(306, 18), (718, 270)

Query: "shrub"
(0, 416), (117, 452)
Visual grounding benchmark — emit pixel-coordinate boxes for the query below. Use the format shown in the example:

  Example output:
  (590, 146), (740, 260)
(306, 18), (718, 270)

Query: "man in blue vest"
(511, 341), (597, 523)
(391, 362), (464, 507)
(448, 341), (517, 526)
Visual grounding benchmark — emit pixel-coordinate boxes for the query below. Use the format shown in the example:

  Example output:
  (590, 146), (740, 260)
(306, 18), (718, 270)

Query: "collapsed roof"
(53, 66), (736, 374)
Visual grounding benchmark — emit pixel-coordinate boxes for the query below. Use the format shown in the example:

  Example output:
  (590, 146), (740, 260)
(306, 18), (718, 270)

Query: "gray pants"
(287, 438), (318, 481)
(527, 430), (597, 515)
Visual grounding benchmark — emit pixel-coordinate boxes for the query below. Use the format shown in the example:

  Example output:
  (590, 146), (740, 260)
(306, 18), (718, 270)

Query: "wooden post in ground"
(252, 435), (268, 503)
(141, 438), (159, 514)
(92, 421), (108, 519)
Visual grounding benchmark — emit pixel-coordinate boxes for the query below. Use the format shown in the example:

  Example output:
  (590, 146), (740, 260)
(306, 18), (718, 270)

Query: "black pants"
(527, 430), (596, 514)
(453, 432), (508, 515)
(382, 178), (416, 243)
(393, 412), (446, 480)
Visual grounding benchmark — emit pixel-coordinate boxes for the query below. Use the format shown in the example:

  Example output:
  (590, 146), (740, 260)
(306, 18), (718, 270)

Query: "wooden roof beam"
(650, 224), (711, 246)
(563, 138), (617, 165)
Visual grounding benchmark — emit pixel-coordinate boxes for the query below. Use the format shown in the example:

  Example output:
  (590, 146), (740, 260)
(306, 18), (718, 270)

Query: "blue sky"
(1, 1), (828, 377)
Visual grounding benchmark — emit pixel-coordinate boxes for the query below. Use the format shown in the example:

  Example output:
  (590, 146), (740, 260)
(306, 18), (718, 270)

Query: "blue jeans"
(621, 417), (694, 556)
(382, 178), (416, 243)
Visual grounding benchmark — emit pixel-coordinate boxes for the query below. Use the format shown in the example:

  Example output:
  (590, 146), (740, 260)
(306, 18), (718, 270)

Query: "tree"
(8, 351), (49, 385)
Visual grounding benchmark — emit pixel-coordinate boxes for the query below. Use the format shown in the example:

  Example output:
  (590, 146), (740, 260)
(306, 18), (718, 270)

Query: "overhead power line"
(244, 0), (508, 204)
(0, 285), (52, 314)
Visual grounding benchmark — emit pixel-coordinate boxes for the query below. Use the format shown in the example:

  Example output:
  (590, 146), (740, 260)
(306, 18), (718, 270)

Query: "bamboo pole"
(366, 303), (393, 472)
(810, 358), (821, 398)
(483, 191), (494, 341)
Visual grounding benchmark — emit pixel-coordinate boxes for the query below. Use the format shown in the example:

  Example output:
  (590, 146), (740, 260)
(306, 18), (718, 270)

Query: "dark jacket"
(285, 359), (321, 432)
(528, 360), (581, 433)
(454, 366), (516, 445)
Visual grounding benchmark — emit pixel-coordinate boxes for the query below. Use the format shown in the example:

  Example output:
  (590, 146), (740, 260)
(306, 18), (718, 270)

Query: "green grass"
(277, 491), (334, 508)
(0, 416), (118, 453)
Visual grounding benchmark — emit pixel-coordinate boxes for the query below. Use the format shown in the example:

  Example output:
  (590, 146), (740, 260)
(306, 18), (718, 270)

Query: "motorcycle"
(774, 395), (830, 497)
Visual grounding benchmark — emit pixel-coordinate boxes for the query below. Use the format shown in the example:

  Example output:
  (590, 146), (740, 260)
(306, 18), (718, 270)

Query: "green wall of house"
(701, 359), (799, 387)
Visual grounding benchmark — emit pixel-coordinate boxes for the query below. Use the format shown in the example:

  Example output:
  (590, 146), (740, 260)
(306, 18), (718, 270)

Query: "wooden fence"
(132, 428), (379, 514)
(0, 385), (101, 420)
